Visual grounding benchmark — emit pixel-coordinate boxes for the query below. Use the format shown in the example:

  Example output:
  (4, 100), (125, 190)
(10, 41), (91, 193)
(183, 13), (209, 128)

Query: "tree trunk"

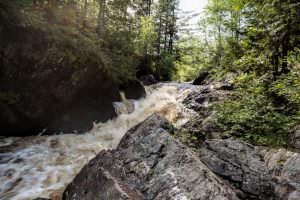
(83, 0), (88, 29)
(168, 2), (176, 54)
(272, 44), (279, 80)
(163, 0), (169, 52)
(155, 15), (162, 80)
(97, 0), (106, 38)
(147, 0), (152, 16)
(281, 36), (289, 74)
(216, 8), (222, 67)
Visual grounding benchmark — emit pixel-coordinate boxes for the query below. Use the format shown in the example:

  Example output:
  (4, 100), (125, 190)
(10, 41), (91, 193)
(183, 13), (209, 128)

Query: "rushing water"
(0, 83), (198, 200)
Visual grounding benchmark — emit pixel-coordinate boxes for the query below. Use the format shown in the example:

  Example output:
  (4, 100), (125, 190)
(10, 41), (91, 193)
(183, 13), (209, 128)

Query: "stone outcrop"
(192, 72), (210, 85)
(139, 74), (158, 86)
(277, 154), (300, 200)
(120, 80), (146, 100)
(182, 84), (230, 139)
(200, 139), (275, 200)
(261, 148), (300, 200)
(288, 125), (300, 151)
(63, 114), (239, 200)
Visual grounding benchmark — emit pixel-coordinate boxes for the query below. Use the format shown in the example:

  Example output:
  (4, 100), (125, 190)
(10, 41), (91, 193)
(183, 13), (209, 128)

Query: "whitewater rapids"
(0, 83), (198, 200)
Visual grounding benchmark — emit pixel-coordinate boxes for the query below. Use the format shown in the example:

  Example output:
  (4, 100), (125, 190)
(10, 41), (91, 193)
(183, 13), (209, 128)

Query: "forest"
(177, 0), (300, 147)
(0, 0), (300, 199)
(1, 0), (299, 145)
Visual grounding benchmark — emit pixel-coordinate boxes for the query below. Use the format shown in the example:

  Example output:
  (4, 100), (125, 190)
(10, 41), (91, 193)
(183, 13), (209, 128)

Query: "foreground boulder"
(63, 114), (239, 200)
(201, 139), (275, 200)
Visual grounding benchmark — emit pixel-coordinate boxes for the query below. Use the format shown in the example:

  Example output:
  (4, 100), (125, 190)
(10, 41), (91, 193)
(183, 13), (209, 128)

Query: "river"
(0, 83), (197, 200)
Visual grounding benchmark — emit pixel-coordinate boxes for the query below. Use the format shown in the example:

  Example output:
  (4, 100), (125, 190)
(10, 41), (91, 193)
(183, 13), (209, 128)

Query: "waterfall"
(113, 92), (135, 115)
(0, 83), (197, 200)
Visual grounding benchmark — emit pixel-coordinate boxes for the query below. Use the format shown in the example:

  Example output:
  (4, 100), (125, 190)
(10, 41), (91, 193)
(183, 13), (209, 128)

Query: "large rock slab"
(63, 114), (239, 200)
(201, 139), (275, 200)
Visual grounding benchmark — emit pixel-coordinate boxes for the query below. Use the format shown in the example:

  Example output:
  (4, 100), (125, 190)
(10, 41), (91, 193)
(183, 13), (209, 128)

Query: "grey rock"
(63, 114), (239, 200)
(120, 80), (146, 100)
(289, 125), (300, 151)
(0, 102), (38, 135)
(140, 74), (158, 86)
(276, 154), (300, 200)
(217, 82), (234, 91)
(182, 85), (229, 138)
(260, 148), (300, 200)
(192, 72), (209, 85)
(201, 139), (275, 200)
(262, 148), (296, 180)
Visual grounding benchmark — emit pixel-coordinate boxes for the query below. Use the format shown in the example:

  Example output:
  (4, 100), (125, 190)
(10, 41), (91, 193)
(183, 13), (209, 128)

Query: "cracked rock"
(200, 139), (275, 200)
(63, 114), (239, 200)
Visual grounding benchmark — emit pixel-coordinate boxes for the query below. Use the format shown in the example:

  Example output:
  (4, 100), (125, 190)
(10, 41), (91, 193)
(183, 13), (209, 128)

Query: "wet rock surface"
(120, 80), (146, 100)
(3, 81), (299, 200)
(139, 74), (158, 86)
(182, 83), (230, 139)
(200, 139), (275, 200)
(63, 114), (239, 200)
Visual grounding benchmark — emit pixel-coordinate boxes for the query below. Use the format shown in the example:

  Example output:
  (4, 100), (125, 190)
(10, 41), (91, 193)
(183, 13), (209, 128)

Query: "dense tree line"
(1, 0), (299, 146)
(0, 0), (180, 82)
(175, 0), (300, 146)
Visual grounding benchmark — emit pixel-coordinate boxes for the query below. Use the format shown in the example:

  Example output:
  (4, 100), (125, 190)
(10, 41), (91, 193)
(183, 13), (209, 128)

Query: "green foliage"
(0, 92), (19, 105)
(173, 0), (300, 147)
(174, 36), (209, 82)
(214, 96), (294, 147)
(157, 53), (176, 81)
(270, 50), (300, 108)
(136, 16), (156, 55)
(3, 0), (138, 83)
(232, 181), (242, 189)
(214, 73), (298, 147)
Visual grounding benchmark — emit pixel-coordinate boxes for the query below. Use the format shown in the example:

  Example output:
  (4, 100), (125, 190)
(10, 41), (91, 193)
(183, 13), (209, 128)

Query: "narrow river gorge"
(0, 83), (197, 200)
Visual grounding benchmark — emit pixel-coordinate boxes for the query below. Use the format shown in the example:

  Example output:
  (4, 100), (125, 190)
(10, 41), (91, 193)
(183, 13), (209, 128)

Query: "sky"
(179, 0), (208, 35)
(180, 0), (207, 14)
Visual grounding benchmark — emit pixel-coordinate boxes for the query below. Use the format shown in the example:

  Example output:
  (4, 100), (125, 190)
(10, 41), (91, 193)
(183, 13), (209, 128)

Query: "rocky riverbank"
(62, 81), (300, 200)
(1, 81), (299, 200)
(63, 114), (300, 200)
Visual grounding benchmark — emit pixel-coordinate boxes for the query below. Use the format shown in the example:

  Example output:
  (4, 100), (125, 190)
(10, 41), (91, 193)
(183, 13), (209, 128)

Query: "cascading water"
(113, 92), (135, 115)
(0, 83), (198, 200)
